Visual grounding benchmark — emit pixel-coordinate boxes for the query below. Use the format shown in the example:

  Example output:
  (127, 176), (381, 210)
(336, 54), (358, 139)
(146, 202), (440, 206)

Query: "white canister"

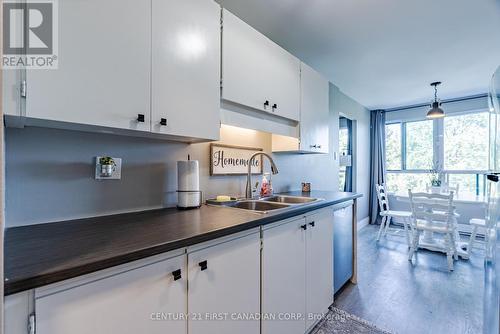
(177, 160), (201, 208)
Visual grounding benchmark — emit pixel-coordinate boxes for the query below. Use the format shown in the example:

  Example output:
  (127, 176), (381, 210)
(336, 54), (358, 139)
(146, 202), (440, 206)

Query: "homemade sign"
(210, 144), (263, 175)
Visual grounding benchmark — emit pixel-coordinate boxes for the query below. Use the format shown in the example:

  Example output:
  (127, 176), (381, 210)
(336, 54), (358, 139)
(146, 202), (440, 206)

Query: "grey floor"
(334, 224), (484, 334)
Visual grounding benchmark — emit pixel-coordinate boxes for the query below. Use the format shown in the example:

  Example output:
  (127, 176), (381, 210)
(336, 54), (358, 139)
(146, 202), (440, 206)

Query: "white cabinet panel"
(299, 62), (330, 153)
(272, 62), (329, 153)
(35, 255), (187, 334)
(188, 232), (260, 334)
(222, 9), (300, 121)
(305, 209), (334, 330)
(25, 0), (151, 132)
(5, 291), (32, 334)
(152, 0), (220, 140)
(262, 218), (306, 334)
(3, 70), (22, 117)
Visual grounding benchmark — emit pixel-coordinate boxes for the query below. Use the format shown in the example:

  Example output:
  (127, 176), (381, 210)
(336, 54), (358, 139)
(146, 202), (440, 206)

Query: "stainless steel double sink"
(221, 195), (322, 214)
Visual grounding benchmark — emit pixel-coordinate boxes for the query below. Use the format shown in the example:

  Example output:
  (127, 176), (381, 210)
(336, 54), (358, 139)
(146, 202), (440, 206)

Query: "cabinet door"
(305, 209), (334, 330)
(25, 0), (150, 132)
(262, 218), (306, 334)
(222, 9), (300, 121)
(188, 233), (260, 334)
(152, 0), (220, 141)
(300, 62), (329, 153)
(35, 255), (187, 334)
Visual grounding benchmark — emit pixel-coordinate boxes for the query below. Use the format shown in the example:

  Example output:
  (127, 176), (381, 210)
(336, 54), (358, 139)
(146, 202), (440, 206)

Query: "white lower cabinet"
(305, 209), (334, 330)
(7, 207), (341, 334)
(262, 208), (334, 334)
(262, 217), (307, 334)
(35, 253), (187, 334)
(187, 231), (261, 334)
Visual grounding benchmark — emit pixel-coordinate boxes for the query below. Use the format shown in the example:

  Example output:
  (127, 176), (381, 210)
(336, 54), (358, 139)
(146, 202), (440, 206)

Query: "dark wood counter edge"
(5, 193), (362, 296)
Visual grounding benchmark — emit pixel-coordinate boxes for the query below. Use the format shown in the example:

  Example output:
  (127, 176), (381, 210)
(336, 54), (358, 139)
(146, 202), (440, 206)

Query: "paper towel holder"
(176, 190), (202, 210)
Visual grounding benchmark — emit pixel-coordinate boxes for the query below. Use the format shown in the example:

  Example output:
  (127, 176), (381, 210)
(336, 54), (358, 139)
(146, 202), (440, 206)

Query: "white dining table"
(391, 191), (488, 259)
(392, 191), (488, 205)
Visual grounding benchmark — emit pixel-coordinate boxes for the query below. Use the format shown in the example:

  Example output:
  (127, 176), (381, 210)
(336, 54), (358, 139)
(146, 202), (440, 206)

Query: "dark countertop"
(4, 191), (361, 296)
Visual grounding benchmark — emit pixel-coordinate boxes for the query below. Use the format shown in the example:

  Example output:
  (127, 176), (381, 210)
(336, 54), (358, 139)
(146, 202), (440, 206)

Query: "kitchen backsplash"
(6, 123), (338, 227)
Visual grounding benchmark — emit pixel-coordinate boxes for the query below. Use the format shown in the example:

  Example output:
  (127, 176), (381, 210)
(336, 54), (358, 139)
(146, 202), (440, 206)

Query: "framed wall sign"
(210, 144), (263, 176)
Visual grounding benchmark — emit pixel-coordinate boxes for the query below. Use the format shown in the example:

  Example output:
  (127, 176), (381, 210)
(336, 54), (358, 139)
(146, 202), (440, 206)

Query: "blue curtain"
(369, 110), (386, 224)
(344, 119), (353, 192)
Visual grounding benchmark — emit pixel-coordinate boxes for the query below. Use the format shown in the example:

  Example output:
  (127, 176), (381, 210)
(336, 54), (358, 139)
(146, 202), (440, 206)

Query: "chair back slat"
(408, 190), (455, 226)
(376, 184), (390, 212)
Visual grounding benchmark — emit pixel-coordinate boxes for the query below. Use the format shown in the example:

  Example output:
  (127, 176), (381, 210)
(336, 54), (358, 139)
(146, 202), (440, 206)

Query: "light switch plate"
(95, 156), (122, 180)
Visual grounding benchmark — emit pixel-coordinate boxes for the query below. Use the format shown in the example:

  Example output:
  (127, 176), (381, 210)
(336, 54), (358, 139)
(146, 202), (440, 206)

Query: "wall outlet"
(95, 156), (122, 180)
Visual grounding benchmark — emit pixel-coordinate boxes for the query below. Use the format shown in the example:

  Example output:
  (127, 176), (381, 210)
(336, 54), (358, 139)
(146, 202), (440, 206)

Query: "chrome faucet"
(246, 152), (279, 199)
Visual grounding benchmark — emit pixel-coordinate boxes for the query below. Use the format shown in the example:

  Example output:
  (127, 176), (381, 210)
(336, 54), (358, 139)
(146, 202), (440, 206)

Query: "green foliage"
(405, 120), (433, 169)
(99, 156), (115, 166)
(444, 113), (489, 170)
(386, 124), (401, 170)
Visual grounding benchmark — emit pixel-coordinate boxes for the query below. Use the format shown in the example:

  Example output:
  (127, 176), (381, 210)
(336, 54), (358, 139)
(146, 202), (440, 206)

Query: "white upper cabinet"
(12, 0), (221, 143)
(222, 9), (300, 121)
(299, 62), (330, 153)
(152, 0), (221, 141)
(25, 0), (151, 132)
(272, 62), (330, 153)
(35, 254), (187, 334)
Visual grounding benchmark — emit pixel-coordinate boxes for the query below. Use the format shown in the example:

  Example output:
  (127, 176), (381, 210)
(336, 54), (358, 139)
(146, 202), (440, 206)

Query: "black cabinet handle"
(199, 260), (208, 271)
(310, 145), (317, 148)
(172, 269), (182, 281)
(137, 114), (145, 122)
(264, 100), (270, 109)
(309, 221), (315, 227)
(272, 103), (278, 111)
(317, 145), (322, 149)
(300, 224), (307, 230)
(160, 118), (167, 126)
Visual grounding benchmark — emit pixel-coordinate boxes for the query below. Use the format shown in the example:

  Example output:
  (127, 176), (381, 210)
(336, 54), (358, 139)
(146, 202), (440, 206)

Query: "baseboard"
(357, 216), (369, 231)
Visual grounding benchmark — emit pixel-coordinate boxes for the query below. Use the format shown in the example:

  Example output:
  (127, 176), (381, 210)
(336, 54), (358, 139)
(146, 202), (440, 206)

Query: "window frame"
(385, 109), (490, 196)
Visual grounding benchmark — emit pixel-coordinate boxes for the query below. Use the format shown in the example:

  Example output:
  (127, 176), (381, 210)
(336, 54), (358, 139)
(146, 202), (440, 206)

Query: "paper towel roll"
(177, 160), (200, 191)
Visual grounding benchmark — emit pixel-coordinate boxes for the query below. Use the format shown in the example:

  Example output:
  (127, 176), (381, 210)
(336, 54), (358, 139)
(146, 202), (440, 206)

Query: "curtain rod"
(382, 93), (488, 113)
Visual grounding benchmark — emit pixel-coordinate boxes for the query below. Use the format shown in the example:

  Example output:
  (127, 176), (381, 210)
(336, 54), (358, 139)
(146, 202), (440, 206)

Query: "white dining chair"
(468, 218), (487, 256)
(408, 190), (458, 271)
(376, 184), (412, 246)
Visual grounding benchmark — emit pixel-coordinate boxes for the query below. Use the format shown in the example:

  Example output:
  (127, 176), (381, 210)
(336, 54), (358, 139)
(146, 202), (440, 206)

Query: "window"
(444, 112), (489, 170)
(384, 110), (490, 196)
(405, 120), (433, 170)
(385, 173), (431, 193)
(339, 128), (348, 191)
(385, 120), (433, 171)
(385, 123), (401, 170)
(447, 174), (486, 196)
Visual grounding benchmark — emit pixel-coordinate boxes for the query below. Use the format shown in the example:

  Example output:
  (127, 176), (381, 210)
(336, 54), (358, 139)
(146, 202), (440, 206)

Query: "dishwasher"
(333, 202), (354, 294)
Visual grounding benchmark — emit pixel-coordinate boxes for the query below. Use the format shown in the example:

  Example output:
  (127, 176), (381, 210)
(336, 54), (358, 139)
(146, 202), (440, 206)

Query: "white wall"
(331, 85), (371, 224)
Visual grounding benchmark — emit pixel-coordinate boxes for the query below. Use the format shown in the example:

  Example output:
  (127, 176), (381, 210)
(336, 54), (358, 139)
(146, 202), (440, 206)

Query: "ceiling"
(217, 0), (500, 110)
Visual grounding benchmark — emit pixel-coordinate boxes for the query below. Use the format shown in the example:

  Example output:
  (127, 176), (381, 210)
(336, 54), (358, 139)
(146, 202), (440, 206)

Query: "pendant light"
(426, 81), (445, 119)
